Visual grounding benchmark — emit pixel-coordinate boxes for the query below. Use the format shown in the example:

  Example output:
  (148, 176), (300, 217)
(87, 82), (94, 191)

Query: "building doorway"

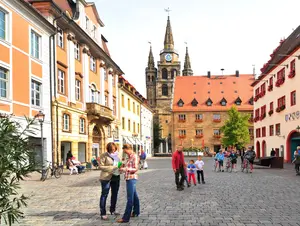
(290, 132), (300, 161)
(256, 141), (260, 158)
(214, 145), (221, 153)
(92, 126), (102, 157)
(262, 140), (266, 157)
(61, 141), (71, 164)
(78, 142), (86, 162)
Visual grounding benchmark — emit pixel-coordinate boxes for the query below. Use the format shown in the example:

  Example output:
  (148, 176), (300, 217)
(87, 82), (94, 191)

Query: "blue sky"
(95, 0), (300, 96)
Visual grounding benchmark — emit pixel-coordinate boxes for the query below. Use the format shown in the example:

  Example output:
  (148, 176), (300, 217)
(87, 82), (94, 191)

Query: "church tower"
(145, 45), (157, 107)
(182, 46), (193, 76)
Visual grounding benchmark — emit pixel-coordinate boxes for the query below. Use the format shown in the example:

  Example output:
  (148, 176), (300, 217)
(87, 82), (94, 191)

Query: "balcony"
(275, 77), (285, 87)
(86, 103), (114, 123)
(288, 70), (295, 79)
(276, 105), (285, 113)
(268, 109), (274, 116)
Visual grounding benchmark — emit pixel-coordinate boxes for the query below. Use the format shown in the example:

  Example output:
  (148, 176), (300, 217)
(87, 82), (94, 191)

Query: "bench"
(254, 157), (283, 169)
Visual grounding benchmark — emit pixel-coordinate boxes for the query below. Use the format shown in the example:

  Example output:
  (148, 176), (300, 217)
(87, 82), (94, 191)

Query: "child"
(187, 160), (197, 186)
(195, 156), (205, 184)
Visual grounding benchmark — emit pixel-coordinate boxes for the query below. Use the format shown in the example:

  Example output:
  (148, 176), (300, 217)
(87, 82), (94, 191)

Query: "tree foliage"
(220, 106), (250, 149)
(153, 122), (163, 151)
(0, 114), (39, 225)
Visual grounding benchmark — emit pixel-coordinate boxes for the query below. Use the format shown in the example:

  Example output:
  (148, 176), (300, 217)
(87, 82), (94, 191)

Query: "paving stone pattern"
(16, 157), (300, 226)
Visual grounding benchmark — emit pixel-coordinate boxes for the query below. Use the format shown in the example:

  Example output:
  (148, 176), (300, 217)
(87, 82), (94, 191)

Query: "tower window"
(147, 76), (150, 82)
(162, 68), (168, 79)
(162, 84), (168, 96)
(171, 69), (177, 79)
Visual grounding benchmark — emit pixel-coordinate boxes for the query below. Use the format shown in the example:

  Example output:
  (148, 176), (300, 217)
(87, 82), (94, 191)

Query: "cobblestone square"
(17, 157), (300, 226)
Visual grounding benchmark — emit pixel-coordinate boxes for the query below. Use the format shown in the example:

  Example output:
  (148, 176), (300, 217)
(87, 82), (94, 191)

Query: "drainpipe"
(49, 14), (63, 167)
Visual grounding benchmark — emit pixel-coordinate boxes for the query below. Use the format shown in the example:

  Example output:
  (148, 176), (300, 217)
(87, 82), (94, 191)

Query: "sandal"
(116, 218), (129, 223)
(101, 215), (108, 220)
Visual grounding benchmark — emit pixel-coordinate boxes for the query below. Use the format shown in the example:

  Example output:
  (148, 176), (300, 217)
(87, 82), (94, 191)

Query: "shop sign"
(285, 111), (300, 122)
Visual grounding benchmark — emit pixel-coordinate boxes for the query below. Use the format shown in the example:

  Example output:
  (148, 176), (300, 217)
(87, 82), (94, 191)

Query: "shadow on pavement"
(28, 211), (98, 221)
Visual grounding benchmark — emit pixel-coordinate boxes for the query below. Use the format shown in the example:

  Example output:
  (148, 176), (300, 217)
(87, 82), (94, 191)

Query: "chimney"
(207, 71), (211, 78)
(235, 70), (239, 77)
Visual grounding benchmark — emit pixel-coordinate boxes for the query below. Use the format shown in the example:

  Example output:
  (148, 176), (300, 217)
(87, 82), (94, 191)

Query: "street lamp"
(296, 125), (300, 133)
(35, 111), (45, 180)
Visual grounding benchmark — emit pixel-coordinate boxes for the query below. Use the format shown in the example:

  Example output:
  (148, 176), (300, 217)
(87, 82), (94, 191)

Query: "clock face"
(165, 54), (172, 62)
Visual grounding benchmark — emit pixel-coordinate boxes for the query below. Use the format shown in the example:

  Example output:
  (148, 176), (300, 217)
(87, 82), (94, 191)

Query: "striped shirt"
(124, 153), (138, 180)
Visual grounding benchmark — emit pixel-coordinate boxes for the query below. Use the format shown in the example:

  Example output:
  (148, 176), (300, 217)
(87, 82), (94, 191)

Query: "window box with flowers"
(178, 119), (186, 123)
(260, 113), (266, 121)
(253, 116), (260, 122)
(259, 90), (266, 97)
(275, 78), (285, 87)
(214, 134), (221, 138)
(268, 85), (273, 92)
(276, 105), (285, 113)
(268, 109), (273, 116)
(195, 119), (203, 123)
(254, 95), (259, 102)
(213, 119), (221, 123)
(179, 135), (186, 138)
(248, 118), (254, 123)
(195, 134), (203, 138)
(288, 70), (295, 79)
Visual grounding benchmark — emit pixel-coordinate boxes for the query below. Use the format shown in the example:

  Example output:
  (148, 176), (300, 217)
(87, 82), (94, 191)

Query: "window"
(137, 123), (140, 133)
(277, 96), (286, 108)
(63, 114), (70, 131)
(75, 79), (81, 101)
(122, 117), (125, 130)
(137, 105), (139, 115)
(105, 95), (108, 107)
(213, 129), (220, 135)
(85, 16), (89, 30)
(275, 123), (280, 135)
(31, 80), (41, 107)
(31, 30), (41, 59)
(113, 99), (116, 115)
(270, 102), (273, 111)
(196, 114), (203, 120)
(255, 109), (260, 118)
(213, 114), (221, 120)
(221, 101), (226, 106)
(107, 125), (111, 137)
(179, 130), (186, 136)
(255, 88), (260, 96)
(162, 68), (168, 79)
(291, 59), (296, 72)
(133, 102), (135, 113)
(178, 99), (184, 107)
(171, 69), (177, 79)
(93, 25), (97, 38)
(104, 69), (107, 81)
(256, 128), (261, 138)
(133, 122), (136, 133)
(277, 68), (285, 80)
(269, 77), (273, 86)
(90, 56), (96, 72)
(261, 105), (266, 117)
(112, 75), (115, 86)
(121, 94), (124, 107)
(79, 118), (85, 133)
(91, 84), (98, 103)
(291, 90), (296, 106)
(128, 119), (131, 131)
(196, 129), (203, 135)
(0, 9), (7, 40)
(178, 114), (186, 120)
(269, 125), (274, 136)
(127, 98), (130, 111)
(0, 67), (8, 98)
(261, 83), (266, 93)
(262, 127), (266, 137)
(57, 27), (64, 48)
(162, 84), (168, 96)
(75, 43), (80, 60)
(58, 69), (65, 94)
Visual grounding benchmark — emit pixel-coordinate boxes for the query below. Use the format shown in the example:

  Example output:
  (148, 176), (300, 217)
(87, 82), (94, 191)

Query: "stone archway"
(256, 141), (261, 158)
(262, 140), (266, 157)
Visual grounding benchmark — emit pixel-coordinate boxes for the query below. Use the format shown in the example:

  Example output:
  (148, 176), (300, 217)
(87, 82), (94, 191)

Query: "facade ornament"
(108, 68), (113, 74)
(67, 32), (76, 43)
(82, 45), (91, 56)
(100, 60), (105, 67)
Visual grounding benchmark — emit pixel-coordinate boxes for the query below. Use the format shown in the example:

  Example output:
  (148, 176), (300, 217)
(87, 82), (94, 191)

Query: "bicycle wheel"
(54, 167), (62, 178)
(246, 162), (249, 173)
(41, 168), (49, 181)
(229, 163), (232, 173)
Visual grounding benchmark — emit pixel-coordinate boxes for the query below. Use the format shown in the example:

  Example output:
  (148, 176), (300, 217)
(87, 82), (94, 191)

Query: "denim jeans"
(122, 179), (140, 222)
(99, 179), (120, 216)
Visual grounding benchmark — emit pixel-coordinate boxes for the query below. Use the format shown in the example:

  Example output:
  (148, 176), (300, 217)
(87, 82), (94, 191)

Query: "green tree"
(153, 122), (163, 152)
(220, 106), (250, 149)
(0, 114), (39, 225)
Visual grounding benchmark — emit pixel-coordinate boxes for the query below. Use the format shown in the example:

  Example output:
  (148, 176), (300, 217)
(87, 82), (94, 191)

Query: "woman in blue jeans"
(99, 142), (121, 220)
(117, 144), (140, 223)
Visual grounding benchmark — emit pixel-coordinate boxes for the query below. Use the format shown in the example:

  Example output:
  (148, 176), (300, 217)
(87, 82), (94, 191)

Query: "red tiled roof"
(173, 74), (254, 112)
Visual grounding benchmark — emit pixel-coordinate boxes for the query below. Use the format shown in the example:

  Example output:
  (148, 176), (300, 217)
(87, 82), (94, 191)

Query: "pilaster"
(82, 45), (91, 104)
(100, 61), (105, 105)
(67, 33), (76, 103)
(108, 68), (113, 109)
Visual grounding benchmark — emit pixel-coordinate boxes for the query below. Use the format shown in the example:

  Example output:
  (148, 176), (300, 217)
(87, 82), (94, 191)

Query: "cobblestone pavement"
(16, 157), (300, 226)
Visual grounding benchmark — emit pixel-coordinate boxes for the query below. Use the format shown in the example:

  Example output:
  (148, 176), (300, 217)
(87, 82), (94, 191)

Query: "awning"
(123, 137), (134, 144)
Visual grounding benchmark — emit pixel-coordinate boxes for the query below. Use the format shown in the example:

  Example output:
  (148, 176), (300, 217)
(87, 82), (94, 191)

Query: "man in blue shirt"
(215, 150), (225, 172)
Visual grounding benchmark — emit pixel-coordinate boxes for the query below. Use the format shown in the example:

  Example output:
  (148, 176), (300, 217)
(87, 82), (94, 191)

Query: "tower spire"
(182, 46), (193, 76)
(164, 16), (174, 50)
(147, 44), (155, 68)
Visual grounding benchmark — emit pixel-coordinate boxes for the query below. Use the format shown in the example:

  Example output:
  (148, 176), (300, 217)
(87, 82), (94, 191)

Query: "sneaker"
(194, 184), (196, 186)
(202, 181), (206, 184)
(177, 187), (184, 191)
(222, 170), (224, 172)
(187, 184), (191, 187)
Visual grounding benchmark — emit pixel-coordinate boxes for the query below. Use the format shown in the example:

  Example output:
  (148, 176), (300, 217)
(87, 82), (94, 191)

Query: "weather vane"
(164, 7), (171, 16)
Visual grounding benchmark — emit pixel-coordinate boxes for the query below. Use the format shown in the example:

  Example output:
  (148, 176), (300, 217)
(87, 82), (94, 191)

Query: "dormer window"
(248, 97), (254, 105)
(191, 98), (198, 107)
(206, 98), (213, 106)
(220, 97), (227, 106)
(177, 98), (184, 107)
(235, 97), (242, 106)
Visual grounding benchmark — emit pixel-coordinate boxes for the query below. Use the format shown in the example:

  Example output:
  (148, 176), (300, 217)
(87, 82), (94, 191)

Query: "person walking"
(195, 155), (205, 184)
(139, 150), (147, 169)
(99, 142), (122, 220)
(172, 145), (185, 191)
(117, 144), (140, 223)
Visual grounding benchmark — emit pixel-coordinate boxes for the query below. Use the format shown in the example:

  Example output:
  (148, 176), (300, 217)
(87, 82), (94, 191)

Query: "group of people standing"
(98, 143), (140, 223)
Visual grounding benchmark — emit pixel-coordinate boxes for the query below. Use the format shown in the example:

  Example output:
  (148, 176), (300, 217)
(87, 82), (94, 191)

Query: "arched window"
(171, 69), (177, 79)
(147, 76), (150, 82)
(162, 84), (168, 96)
(151, 76), (154, 82)
(90, 84), (98, 103)
(162, 68), (168, 79)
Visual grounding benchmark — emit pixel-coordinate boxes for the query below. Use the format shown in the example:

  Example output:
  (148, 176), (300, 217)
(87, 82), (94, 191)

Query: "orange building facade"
(0, 0), (55, 162)
(27, 0), (123, 164)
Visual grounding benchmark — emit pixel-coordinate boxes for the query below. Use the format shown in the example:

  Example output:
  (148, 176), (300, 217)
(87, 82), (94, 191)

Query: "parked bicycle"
(41, 161), (63, 181)
(225, 157), (233, 173)
(241, 159), (250, 173)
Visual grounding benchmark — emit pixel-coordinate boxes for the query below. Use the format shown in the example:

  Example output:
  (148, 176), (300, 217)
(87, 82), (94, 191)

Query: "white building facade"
(141, 104), (154, 157)
(253, 27), (300, 163)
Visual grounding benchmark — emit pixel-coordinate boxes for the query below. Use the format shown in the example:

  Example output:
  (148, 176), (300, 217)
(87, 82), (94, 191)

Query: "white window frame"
(75, 79), (81, 101)
(90, 56), (96, 72)
(58, 69), (65, 94)
(196, 114), (203, 120)
(0, 7), (8, 41)
(179, 130), (186, 136)
(112, 99), (116, 115)
(107, 125), (111, 137)
(0, 66), (9, 99)
(57, 27), (64, 48)
(79, 118), (85, 133)
(91, 85), (98, 103)
(31, 79), (42, 107)
(93, 25), (96, 38)
(85, 16), (89, 31)
(30, 29), (41, 59)
(213, 114), (221, 120)
(178, 114), (186, 120)
(75, 43), (80, 60)
(196, 129), (203, 135)
(63, 114), (70, 131)
(213, 129), (220, 135)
